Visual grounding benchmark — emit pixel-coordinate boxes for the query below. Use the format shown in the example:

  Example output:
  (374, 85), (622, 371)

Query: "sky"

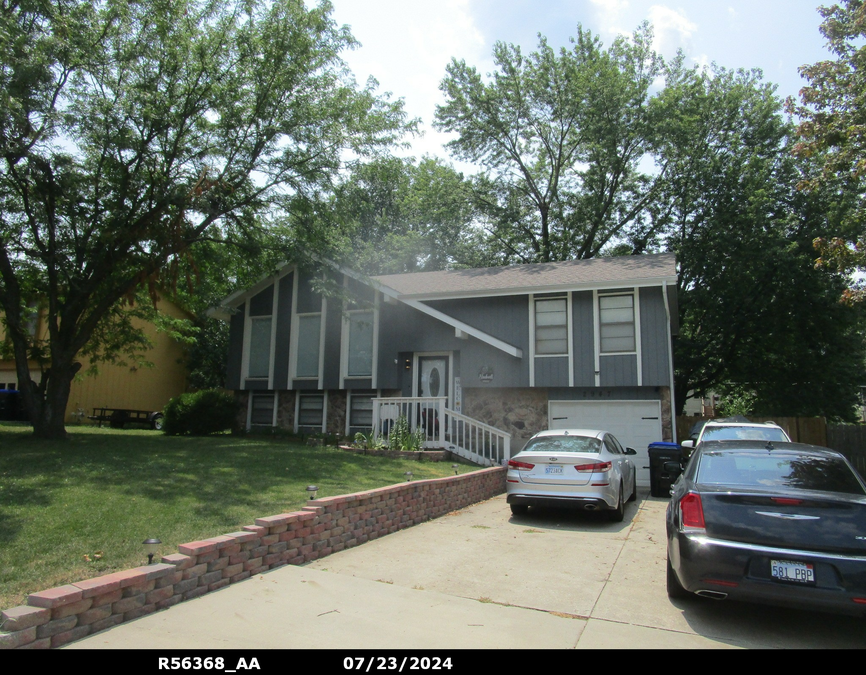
(327, 0), (835, 162)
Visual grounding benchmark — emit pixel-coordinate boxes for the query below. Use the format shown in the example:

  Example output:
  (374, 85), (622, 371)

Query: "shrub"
(163, 389), (238, 435)
(387, 415), (426, 452)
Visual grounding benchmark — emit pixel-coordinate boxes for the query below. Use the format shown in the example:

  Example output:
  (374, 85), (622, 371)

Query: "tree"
(661, 65), (866, 420)
(330, 156), (488, 274)
(789, 0), (866, 273)
(0, 0), (411, 438)
(434, 23), (670, 264)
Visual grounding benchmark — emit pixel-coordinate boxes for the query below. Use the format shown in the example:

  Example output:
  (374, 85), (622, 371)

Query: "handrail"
(371, 397), (510, 467)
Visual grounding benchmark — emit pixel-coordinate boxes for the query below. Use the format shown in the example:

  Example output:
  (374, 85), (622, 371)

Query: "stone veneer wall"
(276, 390), (296, 430)
(326, 390), (347, 437)
(659, 387), (673, 442)
(0, 467), (506, 650)
(462, 388), (549, 451)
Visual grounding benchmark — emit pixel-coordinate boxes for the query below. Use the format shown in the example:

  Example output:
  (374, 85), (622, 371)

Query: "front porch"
(372, 397), (511, 467)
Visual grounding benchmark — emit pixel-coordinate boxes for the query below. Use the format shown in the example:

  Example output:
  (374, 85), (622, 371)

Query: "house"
(0, 293), (190, 423)
(212, 253), (678, 484)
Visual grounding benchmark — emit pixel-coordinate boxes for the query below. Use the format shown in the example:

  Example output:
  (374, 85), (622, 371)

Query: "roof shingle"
(373, 253), (676, 298)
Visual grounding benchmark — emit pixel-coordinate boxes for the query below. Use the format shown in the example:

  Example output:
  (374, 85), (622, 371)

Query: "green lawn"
(0, 423), (473, 610)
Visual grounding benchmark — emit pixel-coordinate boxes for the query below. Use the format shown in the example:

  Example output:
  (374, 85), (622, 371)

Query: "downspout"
(662, 280), (677, 443)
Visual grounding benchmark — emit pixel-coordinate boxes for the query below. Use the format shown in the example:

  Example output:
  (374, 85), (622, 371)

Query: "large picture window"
(347, 311), (374, 377)
(248, 317), (272, 378)
(296, 314), (321, 378)
(599, 294), (635, 353)
(535, 297), (568, 355)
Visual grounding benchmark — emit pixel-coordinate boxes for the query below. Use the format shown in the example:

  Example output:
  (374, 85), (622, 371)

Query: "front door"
(418, 356), (448, 400)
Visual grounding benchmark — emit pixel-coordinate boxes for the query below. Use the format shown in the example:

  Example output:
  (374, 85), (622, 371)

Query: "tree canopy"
(434, 23), (670, 263)
(789, 0), (866, 276)
(0, 0), (411, 437)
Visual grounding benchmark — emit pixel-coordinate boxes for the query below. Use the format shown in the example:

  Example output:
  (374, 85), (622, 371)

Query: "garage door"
(548, 401), (663, 486)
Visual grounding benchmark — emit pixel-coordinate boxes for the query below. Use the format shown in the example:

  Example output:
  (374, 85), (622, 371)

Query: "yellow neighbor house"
(0, 294), (190, 424)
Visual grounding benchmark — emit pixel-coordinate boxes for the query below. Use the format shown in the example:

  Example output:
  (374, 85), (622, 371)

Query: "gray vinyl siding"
(344, 378), (373, 389)
(323, 297), (342, 389)
(244, 380), (269, 391)
(534, 357), (569, 386)
(639, 286), (671, 387)
(273, 272), (293, 390)
(248, 284), (274, 316)
(226, 301), (245, 390)
(292, 379), (320, 391)
(376, 301), (528, 390)
(424, 296), (528, 348)
(599, 354), (638, 386)
(571, 291), (595, 386)
(549, 386), (662, 401)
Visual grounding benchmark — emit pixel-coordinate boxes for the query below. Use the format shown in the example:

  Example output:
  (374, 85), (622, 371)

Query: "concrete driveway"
(70, 491), (866, 649)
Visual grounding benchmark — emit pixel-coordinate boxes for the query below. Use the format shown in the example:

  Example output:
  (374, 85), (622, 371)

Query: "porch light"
(306, 485), (319, 500)
(404, 471), (413, 482)
(452, 464), (459, 475)
(143, 538), (161, 565)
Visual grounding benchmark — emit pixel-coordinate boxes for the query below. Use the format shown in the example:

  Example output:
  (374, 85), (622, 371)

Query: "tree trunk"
(24, 362), (80, 440)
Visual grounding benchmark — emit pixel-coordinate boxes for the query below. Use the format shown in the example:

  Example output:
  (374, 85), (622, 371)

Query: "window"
(534, 297), (568, 355)
(347, 311), (374, 377)
(349, 392), (375, 430)
(296, 314), (321, 378)
(248, 317), (272, 378)
(599, 294), (635, 353)
(297, 393), (325, 432)
(250, 392), (275, 426)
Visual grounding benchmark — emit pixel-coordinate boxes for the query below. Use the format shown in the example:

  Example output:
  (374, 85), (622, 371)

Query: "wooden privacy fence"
(677, 416), (866, 479)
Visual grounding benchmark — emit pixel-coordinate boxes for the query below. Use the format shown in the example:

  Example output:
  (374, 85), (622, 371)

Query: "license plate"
(545, 466), (563, 475)
(771, 559), (815, 584)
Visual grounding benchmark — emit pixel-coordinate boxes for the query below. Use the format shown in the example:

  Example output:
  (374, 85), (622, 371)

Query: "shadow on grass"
(0, 427), (456, 521)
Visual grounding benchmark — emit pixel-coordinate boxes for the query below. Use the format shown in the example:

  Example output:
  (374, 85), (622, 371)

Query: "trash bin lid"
(647, 442), (680, 450)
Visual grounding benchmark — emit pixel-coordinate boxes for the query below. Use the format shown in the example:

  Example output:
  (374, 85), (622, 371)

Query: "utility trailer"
(89, 407), (165, 430)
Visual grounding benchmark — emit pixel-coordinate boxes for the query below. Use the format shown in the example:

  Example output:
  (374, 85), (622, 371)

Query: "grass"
(0, 422), (476, 610)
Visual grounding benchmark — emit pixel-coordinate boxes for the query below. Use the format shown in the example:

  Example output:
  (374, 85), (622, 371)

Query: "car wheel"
(609, 483), (624, 522)
(628, 474), (637, 502)
(151, 413), (164, 431)
(666, 555), (690, 599)
(510, 504), (529, 516)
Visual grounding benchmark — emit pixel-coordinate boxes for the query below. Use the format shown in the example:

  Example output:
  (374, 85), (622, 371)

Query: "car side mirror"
(624, 447), (637, 455)
(681, 439), (695, 449)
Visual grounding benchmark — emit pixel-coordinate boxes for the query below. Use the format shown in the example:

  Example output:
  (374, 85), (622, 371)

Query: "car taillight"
(680, 492), (706, 531)
(508, 459), (535, 470)
(771, 497), (803, 505)
(574, 461), (612, 473)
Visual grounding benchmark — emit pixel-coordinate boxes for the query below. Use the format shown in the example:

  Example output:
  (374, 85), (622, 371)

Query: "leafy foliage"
(662, 65), (866, 420)
(434, 24), (670, 263)
(163, 389), (238, 436)
(386, 415), (425, 452)
(789, 0), (866, 274)
(0, 0), (411, 437)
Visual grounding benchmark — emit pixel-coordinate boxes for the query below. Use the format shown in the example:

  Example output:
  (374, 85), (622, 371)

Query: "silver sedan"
(506, 429), (638, 521)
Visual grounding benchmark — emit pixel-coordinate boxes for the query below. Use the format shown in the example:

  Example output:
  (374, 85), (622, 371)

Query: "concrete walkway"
(69, 492), (866, 649)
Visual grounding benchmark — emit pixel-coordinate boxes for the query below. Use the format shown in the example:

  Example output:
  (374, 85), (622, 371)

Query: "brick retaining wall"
(0, 467), (506, 649)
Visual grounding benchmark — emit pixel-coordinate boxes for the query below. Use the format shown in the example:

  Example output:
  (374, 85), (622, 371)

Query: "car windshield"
(700, 426), (788, 442)
(697, 452), (866, 495)
(522, 436), (602, 454)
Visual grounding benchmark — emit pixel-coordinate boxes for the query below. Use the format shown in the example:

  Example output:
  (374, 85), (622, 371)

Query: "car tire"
(666, 555), (690, 599)
(609, 483), (624, 522)
(151, 413), (164, 431)
(510, 504), (529, 516)
(628, 474), (637, 502)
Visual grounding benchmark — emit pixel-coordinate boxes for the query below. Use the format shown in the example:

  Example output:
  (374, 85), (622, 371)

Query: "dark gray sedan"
(666, 440), (866, 616)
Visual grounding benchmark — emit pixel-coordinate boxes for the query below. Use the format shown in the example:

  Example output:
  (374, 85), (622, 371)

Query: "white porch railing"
(371, 397), (511, 467)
